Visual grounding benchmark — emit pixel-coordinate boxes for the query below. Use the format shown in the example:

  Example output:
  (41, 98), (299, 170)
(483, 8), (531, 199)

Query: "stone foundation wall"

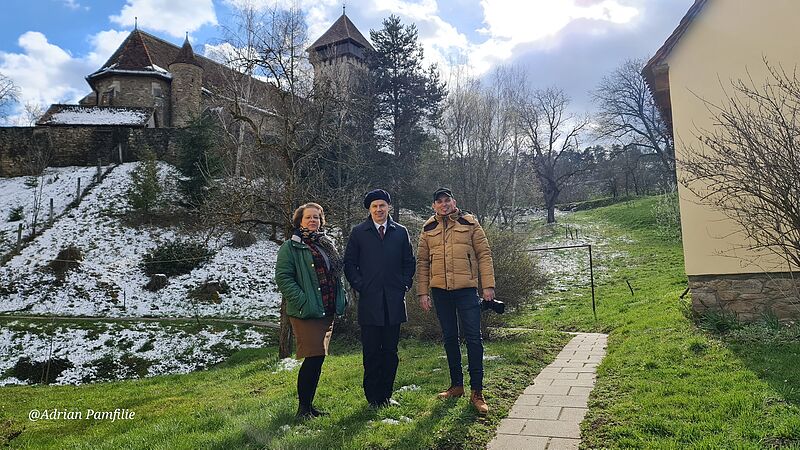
(689, 272), (800, 321)
(0, 126), (180, 177)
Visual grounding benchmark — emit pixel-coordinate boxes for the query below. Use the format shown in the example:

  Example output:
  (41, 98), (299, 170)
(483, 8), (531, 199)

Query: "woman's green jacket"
(275, 235), (346, 319)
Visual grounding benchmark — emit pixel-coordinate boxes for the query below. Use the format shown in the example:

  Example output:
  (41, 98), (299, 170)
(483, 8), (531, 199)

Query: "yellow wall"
(667, 0), (800, 275)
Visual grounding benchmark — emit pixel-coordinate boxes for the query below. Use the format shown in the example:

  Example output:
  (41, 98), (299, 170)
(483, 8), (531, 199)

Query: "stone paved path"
(488, 332), (608, 450)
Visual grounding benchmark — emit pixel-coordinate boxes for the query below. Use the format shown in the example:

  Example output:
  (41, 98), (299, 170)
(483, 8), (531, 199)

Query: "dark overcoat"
(344, 217), (416, 326)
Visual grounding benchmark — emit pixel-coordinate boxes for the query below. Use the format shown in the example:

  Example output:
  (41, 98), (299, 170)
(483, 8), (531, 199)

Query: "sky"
(0, 0), (694, 124)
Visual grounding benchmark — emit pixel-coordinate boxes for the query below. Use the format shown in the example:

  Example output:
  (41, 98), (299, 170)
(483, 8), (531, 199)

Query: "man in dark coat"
(344, 189), (416, 408)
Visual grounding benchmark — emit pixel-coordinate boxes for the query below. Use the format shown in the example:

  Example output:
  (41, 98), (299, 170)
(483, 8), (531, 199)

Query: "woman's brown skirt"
(289, 316), (334, 359)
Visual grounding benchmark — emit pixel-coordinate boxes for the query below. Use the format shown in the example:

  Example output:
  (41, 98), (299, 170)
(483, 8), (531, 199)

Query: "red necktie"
(379, 225), (385, 240)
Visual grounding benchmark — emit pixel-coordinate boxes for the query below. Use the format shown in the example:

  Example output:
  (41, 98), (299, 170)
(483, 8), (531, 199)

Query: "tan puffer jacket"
(417, 210), (495, 294)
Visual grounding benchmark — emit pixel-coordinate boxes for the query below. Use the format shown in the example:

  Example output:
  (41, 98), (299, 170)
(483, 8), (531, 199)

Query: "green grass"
(0, 329), (568, 449)
(516, 196), (800, 448)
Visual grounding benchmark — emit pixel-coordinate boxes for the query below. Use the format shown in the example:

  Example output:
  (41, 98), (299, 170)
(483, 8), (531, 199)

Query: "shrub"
(177, 114), (222, 206)
(127, 148), (163, 213)
(141, 241), (214, 277)
(5, 357), (73, 384)
(49, 244), (83, 276)
(188, 279), (230, 304)
(652, 189), (682, 238)
(481, 227), (546, 332)
(7, 206), (24, 222)
(230, 230), (257, 248)
(698, 309), (741, 333)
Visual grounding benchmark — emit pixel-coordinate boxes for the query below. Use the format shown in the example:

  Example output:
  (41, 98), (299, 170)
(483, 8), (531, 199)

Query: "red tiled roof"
(173, 37), (201, 67)
(308, 14), (373, 51)
(642, 0), (709, 133)
(87, 29), (278, 105)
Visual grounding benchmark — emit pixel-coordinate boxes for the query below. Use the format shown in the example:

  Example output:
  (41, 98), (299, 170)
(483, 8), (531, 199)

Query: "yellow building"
(643, 0), (800, 321)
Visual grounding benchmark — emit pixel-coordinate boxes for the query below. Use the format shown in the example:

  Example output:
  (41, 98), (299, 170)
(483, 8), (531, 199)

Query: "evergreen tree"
(127, 148), (162, 213)
(178, 114), (223, 206)
(369, 15), (446, 218)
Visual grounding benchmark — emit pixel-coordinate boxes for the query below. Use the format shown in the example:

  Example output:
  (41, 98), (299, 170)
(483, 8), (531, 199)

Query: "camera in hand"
(481, 298), (505, 314)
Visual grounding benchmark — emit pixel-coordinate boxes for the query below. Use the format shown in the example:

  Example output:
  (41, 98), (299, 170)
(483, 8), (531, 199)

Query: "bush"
(188, 279), (230, 304)
(481, 227), (546, 332)
(177, 115), (222, 206)
(49, 245), (83, 276)
(127, 148), (163, 213)
(7, 206), (24, 222)
(141, 241), (214, 277)
(698, 309), (741, 333)
(652, 189), (682, 238)
(230, 230), (257, 248)
(5, 357), (73, 384)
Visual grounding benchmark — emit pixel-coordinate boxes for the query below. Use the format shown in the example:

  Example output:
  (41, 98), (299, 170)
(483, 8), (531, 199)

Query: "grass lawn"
(0, 328), (568, 449)
(515, 196), (800, 448)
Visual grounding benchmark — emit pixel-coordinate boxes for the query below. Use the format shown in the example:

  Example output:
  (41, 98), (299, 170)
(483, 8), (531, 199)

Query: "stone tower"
(169, 37), (203, 127)
(307, 13), (373, 92)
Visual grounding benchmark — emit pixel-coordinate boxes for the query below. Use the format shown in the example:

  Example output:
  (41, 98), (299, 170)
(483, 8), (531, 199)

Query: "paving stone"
(520, 419), (581, 438)
(495, 418), (526, 434)
(547, 438), (581, 450)
(524, 384), (570, 395)
(558, 407), (588, 422)
(487, 435), (549, 450)
(508, 403), (547, 419)
(508, 405), (561, 420)
(559, 366), (596, 373)
(537, 371), (579, 380)
(539, 394), (589, 408)
(550, 378), (596, 387)
(516, 394), (543, 405)
(568, 386), (594, 396)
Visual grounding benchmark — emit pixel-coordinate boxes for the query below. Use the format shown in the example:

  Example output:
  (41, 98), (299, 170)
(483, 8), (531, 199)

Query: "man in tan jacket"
(418, 188), (495, 415)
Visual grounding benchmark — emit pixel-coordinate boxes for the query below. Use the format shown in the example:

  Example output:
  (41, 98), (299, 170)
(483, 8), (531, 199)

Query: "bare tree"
(438, 65), (529, 226)
(0, 72), (19, 121)
(680, 61), (800, 270)
(593, 58), (675, 186)
(520, 87), (591, 224)
(210, 4), (346, 358)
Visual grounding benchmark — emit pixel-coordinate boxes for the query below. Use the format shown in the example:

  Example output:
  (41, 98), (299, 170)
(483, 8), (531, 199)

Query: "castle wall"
(96, 75), (171, 127)
(0, 126), (180, 177)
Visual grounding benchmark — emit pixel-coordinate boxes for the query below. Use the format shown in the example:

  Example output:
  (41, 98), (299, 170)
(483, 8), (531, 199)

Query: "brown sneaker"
(471, 390), (489, 415)
(437, 385), (465, 399)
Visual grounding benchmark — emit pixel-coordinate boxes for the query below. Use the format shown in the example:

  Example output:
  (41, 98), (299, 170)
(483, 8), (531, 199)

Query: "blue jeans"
(431, 287), (483, 391)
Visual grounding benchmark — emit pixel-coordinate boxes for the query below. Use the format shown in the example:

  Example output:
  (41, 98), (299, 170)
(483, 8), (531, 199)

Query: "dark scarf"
(295, 227), (343, 279)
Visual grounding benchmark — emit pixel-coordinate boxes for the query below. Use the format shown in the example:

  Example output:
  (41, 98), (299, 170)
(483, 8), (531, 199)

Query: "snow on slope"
(0, 166), (104, 256)
(0, 162), (281, 319)
(0, 320), (271, 385)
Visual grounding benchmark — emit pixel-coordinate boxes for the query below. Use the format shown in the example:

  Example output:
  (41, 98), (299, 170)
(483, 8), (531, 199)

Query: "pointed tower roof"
(309, 13), (373, 52)
(172, 35), (201, 67)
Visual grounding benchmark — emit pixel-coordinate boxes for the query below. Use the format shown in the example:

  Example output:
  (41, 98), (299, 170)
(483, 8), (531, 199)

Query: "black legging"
(297, 355), (325, 409)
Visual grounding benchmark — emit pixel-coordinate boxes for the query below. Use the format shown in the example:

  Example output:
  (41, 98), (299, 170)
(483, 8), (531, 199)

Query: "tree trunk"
(278, 298), (292, 358)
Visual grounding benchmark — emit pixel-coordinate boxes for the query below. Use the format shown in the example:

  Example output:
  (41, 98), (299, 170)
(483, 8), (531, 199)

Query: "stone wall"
(0, 126), (180, 177)
(96, 75), (171, 127)
(689, 272), (800, 321)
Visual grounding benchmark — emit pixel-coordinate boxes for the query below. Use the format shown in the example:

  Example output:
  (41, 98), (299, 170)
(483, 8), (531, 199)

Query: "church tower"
(307, 12), (373, 89)
(169, 37), (203, 127)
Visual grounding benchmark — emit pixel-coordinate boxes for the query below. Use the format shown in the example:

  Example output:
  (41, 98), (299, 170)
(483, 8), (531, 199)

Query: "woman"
(275, 202), (346, 419)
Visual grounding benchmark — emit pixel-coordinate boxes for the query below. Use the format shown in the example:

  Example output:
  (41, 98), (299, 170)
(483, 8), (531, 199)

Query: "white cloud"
(86, 30), (130, 68)
(0, 30), (128, 124)
(110, 0), (218, 39)
(63, 0), (89, 10)
(469, 0), (640, 74)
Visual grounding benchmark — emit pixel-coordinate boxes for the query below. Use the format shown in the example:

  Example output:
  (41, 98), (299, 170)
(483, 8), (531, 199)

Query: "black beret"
(433, 187), (453, 201)
(364, 189), (391, 209)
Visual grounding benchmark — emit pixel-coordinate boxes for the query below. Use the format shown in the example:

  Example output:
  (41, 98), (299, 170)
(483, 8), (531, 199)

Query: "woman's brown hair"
(292, 202), (326, 229)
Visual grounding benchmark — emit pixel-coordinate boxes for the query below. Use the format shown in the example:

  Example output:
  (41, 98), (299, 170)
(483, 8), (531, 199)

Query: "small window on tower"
(152, 82), (162, 98)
